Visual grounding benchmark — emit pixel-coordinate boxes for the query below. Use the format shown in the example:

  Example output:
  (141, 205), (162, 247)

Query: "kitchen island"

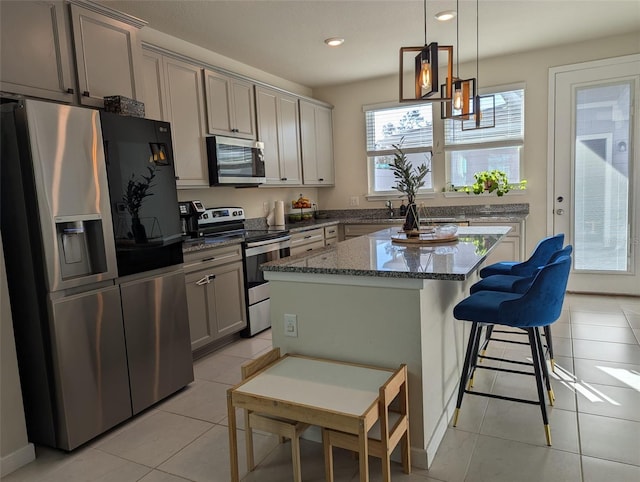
(262, 226), (511, 469)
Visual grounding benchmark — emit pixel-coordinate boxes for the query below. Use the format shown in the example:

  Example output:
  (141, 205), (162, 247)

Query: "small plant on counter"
(455, 170), (527, 197)
(390, 138), (430, 234)
(390, 138), (430, 204)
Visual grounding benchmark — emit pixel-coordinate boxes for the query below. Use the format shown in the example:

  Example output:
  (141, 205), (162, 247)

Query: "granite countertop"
(182, 236), (243, 254)
(261, 226), (511, 281)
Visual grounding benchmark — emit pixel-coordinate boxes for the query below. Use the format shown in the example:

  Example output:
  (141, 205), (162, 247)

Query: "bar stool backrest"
(512, 245), (573, 293)
(499, 255), (572, 327)
(510, 233), (565, 276)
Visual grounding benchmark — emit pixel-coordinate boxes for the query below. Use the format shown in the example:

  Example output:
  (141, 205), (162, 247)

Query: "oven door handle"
(244, 237), (291, 257)
(245, 235), (291, 249)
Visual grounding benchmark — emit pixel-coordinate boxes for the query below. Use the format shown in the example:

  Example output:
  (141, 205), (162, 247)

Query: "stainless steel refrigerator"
(1, 99), (192, 450)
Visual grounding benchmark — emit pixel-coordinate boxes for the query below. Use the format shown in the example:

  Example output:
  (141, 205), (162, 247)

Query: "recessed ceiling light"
(435, 10), (456, 21)
(324, 37), (344, 47)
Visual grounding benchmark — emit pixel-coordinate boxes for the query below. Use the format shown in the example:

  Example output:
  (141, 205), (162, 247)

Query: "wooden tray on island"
(391, 233), (459, 245)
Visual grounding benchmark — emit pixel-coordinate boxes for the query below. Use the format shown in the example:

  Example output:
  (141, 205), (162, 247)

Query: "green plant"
(455, 169), (527, 197)
(123, 165), (156, 218)
(390, 138), (430, 204)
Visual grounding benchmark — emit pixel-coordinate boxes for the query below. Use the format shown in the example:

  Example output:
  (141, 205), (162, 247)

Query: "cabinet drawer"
(290, 239), (326, 256)
(291, 227), (325, 247)
(183, 244), (242, 272)
(324, 225), (338, 239)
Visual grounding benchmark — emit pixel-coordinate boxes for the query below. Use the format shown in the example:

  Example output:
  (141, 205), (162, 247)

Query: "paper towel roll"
(274, 200), (285, 226)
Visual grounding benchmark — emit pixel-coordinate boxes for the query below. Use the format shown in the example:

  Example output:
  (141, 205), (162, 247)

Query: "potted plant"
(123, 165), (156, 243)
(457, 169), (526, 196)
(390, 138), (430, 235)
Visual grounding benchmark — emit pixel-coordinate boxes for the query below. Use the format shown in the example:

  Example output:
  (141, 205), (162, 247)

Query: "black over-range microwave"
(206, 135), (266, 186)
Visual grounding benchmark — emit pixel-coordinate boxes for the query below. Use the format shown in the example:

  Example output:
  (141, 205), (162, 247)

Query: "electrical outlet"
(284, 314), (298, 337)
(349, 196), (359, 207)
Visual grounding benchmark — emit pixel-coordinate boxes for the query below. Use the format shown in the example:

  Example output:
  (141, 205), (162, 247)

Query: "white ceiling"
(99, 0), (640, 89)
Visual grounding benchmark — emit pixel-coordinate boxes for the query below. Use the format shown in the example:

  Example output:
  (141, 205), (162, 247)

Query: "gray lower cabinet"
(119, 268), (194, 414)
(184, 245), (247, 352)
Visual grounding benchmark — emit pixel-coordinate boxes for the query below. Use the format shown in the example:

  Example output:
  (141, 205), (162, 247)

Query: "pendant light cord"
(476, 0), (480, 84)
(456, 0), (460, 78)
(423, 0), (427, 45)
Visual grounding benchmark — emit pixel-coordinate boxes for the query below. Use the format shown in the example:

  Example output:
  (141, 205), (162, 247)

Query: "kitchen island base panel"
(267, 272), (478, 469)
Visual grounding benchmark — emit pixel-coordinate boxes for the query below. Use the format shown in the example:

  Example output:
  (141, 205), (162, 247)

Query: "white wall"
(312, 31), (640, 254)
(0, 234), (35, 476)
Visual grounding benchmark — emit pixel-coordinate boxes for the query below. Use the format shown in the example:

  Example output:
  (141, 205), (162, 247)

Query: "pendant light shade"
(399, 0), (454, 103)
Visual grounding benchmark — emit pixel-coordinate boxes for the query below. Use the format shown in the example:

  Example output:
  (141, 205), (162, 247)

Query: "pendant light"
(399, 0), (454, 103)
(462, 0), (495, 130)
(441, 0), (476, 120)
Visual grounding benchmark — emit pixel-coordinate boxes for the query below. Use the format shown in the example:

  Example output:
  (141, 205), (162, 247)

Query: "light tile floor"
(3, 294), (640, 482)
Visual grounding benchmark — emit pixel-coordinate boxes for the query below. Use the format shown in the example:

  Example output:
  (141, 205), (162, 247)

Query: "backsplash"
(318, 203), (529, 220)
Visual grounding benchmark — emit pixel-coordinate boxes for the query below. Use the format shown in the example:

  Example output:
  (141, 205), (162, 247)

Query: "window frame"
(443, 84), (526, 195)
(363, 101), (435, 201)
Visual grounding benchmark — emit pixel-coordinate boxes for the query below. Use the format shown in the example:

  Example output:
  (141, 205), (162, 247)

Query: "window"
(445, 88), (525, 189)
(364, 103), (433, 197)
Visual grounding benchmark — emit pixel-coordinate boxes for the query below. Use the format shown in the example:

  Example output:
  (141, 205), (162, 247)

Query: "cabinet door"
(300, 100), (334, 185)
(211, 261), (247, 337)
(203, 69), (233, 135)
(140, 50), (166, 121)
(0, 1), (74, 102)
(278, 93), (302, 185)
(256, 87), (282, 183)
(203, 70), (256, 139)
(230, 78), (256, 139)
(70, 4), (143, 107)
(185, 261), (246, 351)
(163, 57), (209, 188)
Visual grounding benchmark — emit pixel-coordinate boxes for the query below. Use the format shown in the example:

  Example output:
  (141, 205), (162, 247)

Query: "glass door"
(550, 55), (639, 294)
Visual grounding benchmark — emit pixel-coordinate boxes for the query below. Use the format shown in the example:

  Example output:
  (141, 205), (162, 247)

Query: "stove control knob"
(201, 213), (208, 219)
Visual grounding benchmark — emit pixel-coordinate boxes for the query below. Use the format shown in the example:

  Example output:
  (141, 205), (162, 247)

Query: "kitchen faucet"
(385, 200), (394, 217)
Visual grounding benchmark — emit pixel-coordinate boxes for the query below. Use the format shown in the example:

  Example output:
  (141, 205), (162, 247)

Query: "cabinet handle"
(82, 91), (90, 97)
(66, 88), (75, 94)
(175, 176), (180, 180)
(196, 275), (210, 286)
(306, 248), (313, 252)
(202, 257), (215, 262)
(319, 178), (324, 181)
(281, 177), (287, 181)
(304, 235), (312, 239)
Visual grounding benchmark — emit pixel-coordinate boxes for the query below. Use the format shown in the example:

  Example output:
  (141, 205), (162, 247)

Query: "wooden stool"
(322, 364), (410, 482)
(241, 348), (309, 482)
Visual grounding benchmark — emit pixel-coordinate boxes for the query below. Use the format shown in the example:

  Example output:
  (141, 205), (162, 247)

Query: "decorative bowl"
(434, 224), (458, 238)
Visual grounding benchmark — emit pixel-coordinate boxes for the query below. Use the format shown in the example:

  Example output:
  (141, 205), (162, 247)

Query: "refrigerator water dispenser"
(55, 218), (109, 280)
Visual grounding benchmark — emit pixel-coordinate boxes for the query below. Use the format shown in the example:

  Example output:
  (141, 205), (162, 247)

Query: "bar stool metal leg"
(453, 322), (480, 427)
(543, 325), (555, 372)
(535, 327), (555, 405)
(527, 327), (552, 446)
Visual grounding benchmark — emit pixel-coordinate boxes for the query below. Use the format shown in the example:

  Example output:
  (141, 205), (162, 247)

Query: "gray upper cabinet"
(140, 49), (166, 121)
(256, 86), (302, 185)
(0, 0), (145, 107)
(300, 100), (335, 186)
(70, 3), (144, 107)
(203, 69), (256, 139)
(0, 1), (75, 102)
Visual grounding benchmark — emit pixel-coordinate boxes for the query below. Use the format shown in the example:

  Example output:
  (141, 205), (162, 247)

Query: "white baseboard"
(425, 388), (458, 468)
(0, 443), (35, 477)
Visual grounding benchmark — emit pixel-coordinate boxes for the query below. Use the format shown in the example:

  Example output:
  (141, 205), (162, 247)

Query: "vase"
(403, 202), (420, 236)
(131, 216), (147, 243)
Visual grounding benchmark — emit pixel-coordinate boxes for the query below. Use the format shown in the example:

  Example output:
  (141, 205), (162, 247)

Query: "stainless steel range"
(196, 207), (291, 337)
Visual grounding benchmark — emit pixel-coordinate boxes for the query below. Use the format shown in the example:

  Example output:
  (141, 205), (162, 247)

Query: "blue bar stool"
(453, 255), (572, 446)
(479, 233), (564, 278)
(471, 246), (573, 371)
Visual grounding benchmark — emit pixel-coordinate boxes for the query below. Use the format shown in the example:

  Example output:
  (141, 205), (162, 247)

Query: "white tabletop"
(235, 356), (393, 416)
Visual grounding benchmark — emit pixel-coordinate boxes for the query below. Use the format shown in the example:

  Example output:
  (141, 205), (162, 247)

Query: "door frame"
(547, 54), (640, 293)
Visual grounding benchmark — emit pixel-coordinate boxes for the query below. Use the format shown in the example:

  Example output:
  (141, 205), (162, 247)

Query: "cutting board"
(391, 233), (458, 245)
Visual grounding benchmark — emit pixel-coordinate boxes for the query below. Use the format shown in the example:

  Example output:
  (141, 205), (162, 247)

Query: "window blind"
(444, 89), (524, 146)
(365, 104), (433, 153)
